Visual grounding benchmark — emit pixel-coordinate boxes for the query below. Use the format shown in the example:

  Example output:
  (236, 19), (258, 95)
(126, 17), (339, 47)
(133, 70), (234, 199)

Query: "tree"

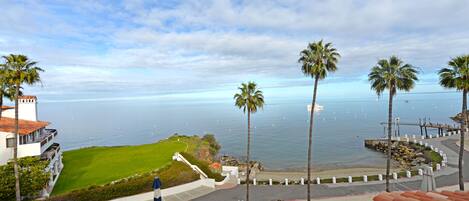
(298, 40), (340, 200)
(233, 82), (264, 201)
(0, 157), (49, 201)
(202, 134), (221, 158)
(368, 56), (418, 192)
(438, 55), (469, 191)
(1, 54), (43, 201)
(0, 63), (14, 119)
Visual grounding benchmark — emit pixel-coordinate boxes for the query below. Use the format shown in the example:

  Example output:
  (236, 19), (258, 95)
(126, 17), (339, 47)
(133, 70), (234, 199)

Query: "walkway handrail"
(173, 152), (209, 179)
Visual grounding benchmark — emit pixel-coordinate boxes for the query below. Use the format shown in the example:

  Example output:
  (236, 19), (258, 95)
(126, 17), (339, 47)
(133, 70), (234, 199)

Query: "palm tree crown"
(2, 54), (43, 86)
(298, 40), (340, 80)
(234, 82), (264, 113)
(439, 55), (469, 91)
(368, 56), (418, 96)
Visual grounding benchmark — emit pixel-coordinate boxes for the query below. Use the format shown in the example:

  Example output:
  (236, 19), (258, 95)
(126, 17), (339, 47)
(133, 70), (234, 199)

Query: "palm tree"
(298, 40), (340, 201)
(0, 65), (18, 119)
(438, 55), (469, 191)
(2, 54), (43, 201)
(368, 56), (418, 192)
(234, 82), (264, 201)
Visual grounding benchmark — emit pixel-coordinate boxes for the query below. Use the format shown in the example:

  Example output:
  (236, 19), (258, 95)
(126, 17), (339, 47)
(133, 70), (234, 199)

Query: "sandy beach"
(252, 167), (399, 181)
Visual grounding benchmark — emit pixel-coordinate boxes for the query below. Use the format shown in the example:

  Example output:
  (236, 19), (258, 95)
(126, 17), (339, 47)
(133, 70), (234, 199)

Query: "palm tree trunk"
(246, 110), (251, 201)
(307, 76), (319, 201)
(459, 89), (466, 191)
(0, 90), (3, 119)
(386, 89), (394, 192)
(14, 80), (21, 201)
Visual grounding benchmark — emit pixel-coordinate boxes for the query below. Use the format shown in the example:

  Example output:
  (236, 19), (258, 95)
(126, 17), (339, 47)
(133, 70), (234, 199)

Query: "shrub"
(201, 134), (221, 157)
(0, 157), (49, 201)
(180, 152), (225, 182)
(47, 161), (198, 201)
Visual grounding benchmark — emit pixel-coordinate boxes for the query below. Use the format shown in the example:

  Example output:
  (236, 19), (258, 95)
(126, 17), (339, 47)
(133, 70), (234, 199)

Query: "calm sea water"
(37, 92), (460, 170)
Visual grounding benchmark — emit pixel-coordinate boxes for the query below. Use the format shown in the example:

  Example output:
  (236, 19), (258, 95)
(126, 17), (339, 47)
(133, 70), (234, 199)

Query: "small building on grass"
(0, 95), (63, 196)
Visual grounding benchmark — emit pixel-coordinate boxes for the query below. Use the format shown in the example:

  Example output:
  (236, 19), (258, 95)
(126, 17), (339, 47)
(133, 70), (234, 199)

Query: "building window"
(6, 138), (15, 148)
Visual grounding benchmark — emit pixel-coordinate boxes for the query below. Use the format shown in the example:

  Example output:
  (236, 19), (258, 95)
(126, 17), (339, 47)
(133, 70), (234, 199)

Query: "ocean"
(37, 92), (460, 170)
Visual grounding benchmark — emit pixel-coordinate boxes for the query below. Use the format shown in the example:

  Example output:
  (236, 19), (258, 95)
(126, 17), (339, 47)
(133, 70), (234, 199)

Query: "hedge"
(47, 161), (198, 201)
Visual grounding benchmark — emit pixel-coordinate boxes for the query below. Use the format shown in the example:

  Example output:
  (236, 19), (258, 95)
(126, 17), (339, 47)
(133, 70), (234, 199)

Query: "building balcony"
(17, 129), (58, 158)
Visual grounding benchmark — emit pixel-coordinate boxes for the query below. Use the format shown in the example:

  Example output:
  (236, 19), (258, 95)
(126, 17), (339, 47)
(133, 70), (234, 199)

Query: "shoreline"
(262, 162), (393, 172)
(253, 167), (398, 181)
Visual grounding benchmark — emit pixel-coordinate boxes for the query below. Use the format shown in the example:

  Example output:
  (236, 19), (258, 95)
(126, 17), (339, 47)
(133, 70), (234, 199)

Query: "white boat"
(307, 103), (324, 112)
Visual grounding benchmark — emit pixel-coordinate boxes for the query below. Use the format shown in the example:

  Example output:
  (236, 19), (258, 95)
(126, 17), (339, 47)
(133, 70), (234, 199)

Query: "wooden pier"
(379, 118), (459, 138)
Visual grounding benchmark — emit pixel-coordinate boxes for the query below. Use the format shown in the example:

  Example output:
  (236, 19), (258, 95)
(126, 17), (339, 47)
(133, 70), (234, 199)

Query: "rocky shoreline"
(365, 139), (442, 170)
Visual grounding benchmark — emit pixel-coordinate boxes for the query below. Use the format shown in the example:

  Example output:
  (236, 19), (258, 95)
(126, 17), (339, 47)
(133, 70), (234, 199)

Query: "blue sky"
(1, 0), (468, 102)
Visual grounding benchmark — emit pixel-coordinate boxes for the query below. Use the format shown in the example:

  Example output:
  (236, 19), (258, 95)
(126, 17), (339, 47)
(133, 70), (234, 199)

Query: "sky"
(1, 0), (468, 102)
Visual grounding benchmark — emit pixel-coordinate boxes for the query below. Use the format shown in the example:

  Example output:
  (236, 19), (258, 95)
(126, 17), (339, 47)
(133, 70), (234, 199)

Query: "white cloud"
(0, 0), (468, 99)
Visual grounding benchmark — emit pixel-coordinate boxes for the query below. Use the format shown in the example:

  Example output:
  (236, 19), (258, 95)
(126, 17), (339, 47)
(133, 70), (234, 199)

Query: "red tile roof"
(0, 117), (49, 135)
(374, 191), (469, 201)
(1, 105), (14, 110)
(18, 95), (37, 100)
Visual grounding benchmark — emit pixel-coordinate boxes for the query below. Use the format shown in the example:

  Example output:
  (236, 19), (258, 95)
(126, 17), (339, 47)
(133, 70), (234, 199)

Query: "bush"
(0, 157), (49, 201)
(180, 152), (225, 182)
(47, 161), (198, 201)
(201, 134), (221, 157)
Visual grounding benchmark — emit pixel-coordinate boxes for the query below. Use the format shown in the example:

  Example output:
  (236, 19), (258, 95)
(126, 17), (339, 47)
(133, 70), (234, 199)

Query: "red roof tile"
(18, 95), (37, 100)
(1, 105), (14, 110)
(374, 191), (469, 201)
(0, 117), (49, 135)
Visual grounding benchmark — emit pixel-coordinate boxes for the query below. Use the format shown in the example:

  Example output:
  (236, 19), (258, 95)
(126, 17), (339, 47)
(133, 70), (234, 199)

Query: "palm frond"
(233, 81), (264, 114)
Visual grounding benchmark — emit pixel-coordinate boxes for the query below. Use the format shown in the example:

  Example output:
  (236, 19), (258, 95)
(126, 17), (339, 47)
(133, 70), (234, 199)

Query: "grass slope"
(52, 138), (187, 195)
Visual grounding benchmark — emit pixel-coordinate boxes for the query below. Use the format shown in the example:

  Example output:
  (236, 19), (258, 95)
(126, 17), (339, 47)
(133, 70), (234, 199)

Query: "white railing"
(173, 153), (208, 179)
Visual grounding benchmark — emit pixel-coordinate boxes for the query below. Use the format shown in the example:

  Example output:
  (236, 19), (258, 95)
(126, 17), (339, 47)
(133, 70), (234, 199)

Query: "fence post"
(406, 171), (411, 178)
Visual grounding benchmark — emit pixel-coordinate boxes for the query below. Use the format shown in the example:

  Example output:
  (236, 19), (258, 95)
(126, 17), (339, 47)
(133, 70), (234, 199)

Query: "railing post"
(406, 171), (411, 178)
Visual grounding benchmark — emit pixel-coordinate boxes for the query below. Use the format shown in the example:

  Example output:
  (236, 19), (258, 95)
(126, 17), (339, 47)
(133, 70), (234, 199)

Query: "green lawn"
(52, 137), (188, 195)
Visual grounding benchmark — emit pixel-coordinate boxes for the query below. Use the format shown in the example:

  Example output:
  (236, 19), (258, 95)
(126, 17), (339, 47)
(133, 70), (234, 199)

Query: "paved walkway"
(194, 136), (469, 201)
(158, 186), (214, 201)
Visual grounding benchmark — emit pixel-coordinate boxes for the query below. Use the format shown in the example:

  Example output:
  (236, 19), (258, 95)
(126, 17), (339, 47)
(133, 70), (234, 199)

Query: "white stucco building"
(0, 95), (63, 196)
